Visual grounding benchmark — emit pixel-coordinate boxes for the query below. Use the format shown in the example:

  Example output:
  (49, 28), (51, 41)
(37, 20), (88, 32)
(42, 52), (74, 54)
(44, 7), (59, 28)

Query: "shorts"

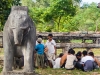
(46, 53), (55, 61)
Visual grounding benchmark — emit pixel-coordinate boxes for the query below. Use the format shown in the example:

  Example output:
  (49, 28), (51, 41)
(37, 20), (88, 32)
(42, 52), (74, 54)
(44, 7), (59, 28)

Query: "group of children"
(57, 49), (100, 72)
(35, 34), (56, 68)
(35, 34), (100, 72)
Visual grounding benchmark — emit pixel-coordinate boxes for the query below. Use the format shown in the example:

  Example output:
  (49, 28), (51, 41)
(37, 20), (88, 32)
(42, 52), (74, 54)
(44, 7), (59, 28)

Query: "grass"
(71, 40), (93, 43)
(0, 48), (3, 56)
(0, 68), (2, 73)
(0, 47), (100, 75)
(35, 68), (100, 75)
(0, 67), (100, 75)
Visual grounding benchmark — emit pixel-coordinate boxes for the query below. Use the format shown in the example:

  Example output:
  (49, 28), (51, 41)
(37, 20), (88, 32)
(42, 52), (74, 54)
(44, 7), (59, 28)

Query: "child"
(75, 51), (82, 69)
(35, 38), (44, 68)
(65, 49), (77, 70)
(53, 53), (64, 69)
(36, 35), (43, 45)
(80, 51), (94, 71)
(45, 34), (56, 68)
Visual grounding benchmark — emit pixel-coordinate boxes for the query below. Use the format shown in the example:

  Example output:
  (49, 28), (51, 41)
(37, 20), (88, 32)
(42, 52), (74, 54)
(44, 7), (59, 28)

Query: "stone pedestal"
(2, 71), (37, 75)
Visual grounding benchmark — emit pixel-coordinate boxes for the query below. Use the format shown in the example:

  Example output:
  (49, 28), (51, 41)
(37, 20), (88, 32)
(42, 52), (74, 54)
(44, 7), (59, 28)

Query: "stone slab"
(1, 71), (38, 75)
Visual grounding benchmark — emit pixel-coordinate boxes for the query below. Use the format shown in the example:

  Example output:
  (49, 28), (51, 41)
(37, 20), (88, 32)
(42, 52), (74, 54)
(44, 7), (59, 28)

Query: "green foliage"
(24, 0), (81, 32)
(0, 0), (21, 31)
(2, 0), (100, 32)
(42, 0), (79, 31)
(71, 3), (100, 32)
(0, 68), (2, 73)
(43, 0), (76, 21)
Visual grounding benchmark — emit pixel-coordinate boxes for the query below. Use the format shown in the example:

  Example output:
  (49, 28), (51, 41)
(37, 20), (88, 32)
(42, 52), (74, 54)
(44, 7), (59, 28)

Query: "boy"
(88, 52), (100, 69)
(36, 35), (43, 45)
(65, 49), (77, 70)
(80, 50), (94, 71)
(45, 34), (56, 68)
(35, 38), (44, 68)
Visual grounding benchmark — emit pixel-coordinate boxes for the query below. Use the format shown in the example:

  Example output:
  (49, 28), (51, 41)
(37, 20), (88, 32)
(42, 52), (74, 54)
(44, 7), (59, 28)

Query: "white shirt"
(65, 54), (77, 69)
(53, 58), (61, 69)
(45, 39), (56, 53)
(80, 56), (94, 64)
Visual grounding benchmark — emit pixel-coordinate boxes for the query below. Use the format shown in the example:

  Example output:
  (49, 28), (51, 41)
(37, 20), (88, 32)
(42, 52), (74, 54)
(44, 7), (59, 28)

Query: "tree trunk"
(95, 24), (98, 32)
(57, 16), (61, 32)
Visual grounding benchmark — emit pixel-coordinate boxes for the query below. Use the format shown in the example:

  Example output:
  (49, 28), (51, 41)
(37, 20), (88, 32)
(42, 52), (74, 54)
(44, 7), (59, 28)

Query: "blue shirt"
(35, 43), (44, 55)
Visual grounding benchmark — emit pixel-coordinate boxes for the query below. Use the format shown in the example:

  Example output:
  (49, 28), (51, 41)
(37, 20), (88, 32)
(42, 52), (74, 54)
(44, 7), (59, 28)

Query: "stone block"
(2, 71), (36, 75)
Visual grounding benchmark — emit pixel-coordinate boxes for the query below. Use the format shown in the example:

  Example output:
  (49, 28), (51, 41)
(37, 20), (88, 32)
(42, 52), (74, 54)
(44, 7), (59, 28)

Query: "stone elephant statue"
(3, 6), (36, 72)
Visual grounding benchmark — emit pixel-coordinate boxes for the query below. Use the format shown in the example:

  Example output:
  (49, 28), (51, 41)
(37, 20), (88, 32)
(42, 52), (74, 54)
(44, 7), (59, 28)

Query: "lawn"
(0, 68), (2, 73)
(0, 48), (3, 56)
(0, 68), (100, 75)
(0, 47), (100, 75)
(35, 68), (100, 75)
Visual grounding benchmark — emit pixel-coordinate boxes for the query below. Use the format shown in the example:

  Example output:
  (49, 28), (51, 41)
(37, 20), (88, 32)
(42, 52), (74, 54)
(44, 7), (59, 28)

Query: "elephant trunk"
(13, 28), (23, 45)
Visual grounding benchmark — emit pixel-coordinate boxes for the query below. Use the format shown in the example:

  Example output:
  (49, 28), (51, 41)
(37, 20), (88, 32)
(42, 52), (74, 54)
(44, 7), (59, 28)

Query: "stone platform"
(1, 71), (39, 75)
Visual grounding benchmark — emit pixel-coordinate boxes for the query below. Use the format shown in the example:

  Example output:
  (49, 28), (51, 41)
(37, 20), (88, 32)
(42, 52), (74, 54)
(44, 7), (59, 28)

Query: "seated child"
(60, 48), (74, 68)
(75, 51), (82, 69)
(80, 51), (94, 72)
(88, 52), (100, 69)
(35, 38), (44, 68)
(65, 49), (77, 70)
(53, 53), (64, 69)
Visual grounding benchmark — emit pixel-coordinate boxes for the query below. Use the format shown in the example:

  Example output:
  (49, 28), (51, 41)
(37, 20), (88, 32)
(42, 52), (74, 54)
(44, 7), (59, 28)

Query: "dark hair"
(71, 50), (75, 55)
(88, 52), (94, 57)
(59, 53), (64, 57)
(76, 51), (82, 57)
(48, 34), (53, 37)
(68, 48), (75, 55)
(68, 48), (73, 53)
(82, 50), (87, 56)
(38, 35), (43, 39)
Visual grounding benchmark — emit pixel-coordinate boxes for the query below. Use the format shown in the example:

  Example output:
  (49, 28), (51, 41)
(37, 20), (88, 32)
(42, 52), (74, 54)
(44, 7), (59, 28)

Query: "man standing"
(45, 34), (56, 68)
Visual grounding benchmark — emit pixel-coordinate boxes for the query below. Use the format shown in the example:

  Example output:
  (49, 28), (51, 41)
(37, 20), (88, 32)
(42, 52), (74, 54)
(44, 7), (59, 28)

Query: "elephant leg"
(13, 57), (17, 69)
(23, 42), (34, 72)
(3, 46), (14, 71)
(19, 56), (24, 69)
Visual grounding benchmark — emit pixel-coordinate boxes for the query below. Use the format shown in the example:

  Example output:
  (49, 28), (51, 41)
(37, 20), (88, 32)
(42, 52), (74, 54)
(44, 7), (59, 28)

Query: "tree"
(21, 0), (100, 32)
(0, 0), (21, 31)
(22, 0), (81, 32)
(42, 0), (82, 31)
